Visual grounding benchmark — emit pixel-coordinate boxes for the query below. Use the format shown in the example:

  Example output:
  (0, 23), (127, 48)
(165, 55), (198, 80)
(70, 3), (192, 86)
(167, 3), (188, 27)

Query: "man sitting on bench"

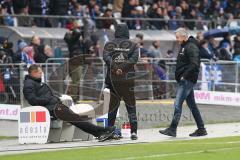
(23, 64), (115, 142)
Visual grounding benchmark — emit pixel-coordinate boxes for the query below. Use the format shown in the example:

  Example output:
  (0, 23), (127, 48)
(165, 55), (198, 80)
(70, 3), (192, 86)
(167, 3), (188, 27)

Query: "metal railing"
(205, 60), (240, 92)
(146, 58), (240, 93)
(0, 58), (240, 104)
(0, 14), (213, 30)
(1, 14), (240, 31)
(0, 62), (66, 105)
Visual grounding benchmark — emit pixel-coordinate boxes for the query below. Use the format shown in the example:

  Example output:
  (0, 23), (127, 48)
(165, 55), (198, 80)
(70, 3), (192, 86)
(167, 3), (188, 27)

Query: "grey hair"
(175, 28), (188, 37)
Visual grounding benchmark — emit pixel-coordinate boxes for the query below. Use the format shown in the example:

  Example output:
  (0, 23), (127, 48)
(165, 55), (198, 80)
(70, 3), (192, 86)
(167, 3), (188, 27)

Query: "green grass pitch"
(1, 136), (240, 160)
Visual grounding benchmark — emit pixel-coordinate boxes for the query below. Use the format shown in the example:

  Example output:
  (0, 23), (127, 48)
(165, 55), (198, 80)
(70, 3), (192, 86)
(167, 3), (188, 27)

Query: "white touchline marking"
(161, 141), (240, 145)
(111, 146), (240, 160)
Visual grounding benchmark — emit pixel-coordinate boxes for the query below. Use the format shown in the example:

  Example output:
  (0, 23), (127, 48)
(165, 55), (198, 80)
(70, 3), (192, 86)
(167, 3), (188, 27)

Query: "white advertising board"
(18, 106), (50, 144)
(195, 90), (240, 107)
(0, 104), (20, 120)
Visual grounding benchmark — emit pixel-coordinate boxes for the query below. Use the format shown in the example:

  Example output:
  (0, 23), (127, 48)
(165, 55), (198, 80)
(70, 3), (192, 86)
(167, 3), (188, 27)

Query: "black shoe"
(109, 133), (122, 140)
(130, 132), (138, 140)
(189, 128), (207, 137)
(98, 126), (116, 142)
(72, 97), (79, 104)
(107, 126), (116, 133)
(159, 128), (176, 137)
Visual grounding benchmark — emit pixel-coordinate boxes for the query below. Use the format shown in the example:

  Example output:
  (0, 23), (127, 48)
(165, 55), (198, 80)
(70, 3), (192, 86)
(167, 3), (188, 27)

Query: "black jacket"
(34, 45), (50, 63)
(234, 36), (240, 55)
(200, 47), (214, 60)
(49, 0), (69, 15)
(175, 36), (200, 83)
(23, 75), (60, 111)
(103, 24), (138, 84)
(64, 29), (84, 58)
(29, 0), (43, 15)
(12, 0), (29, 14)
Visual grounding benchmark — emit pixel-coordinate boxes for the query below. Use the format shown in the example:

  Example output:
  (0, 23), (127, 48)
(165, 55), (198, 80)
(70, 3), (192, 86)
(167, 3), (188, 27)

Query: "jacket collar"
(25, 75), (42, 83)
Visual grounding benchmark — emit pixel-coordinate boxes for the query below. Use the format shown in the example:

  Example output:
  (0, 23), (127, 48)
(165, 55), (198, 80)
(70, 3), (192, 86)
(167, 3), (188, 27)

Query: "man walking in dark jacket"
(23, 64), (115, 142)
(159, 28), (207, 137)
(103, 23), (139, 140)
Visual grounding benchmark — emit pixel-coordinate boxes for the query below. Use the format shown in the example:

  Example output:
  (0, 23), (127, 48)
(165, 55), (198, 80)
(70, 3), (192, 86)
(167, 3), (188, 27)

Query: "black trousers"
(107, 80), (137, 133)
(52, 104), (106, 137)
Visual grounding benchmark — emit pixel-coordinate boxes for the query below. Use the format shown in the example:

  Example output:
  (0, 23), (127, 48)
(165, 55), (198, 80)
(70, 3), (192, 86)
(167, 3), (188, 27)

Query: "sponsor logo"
(19, 106), (50, 144)
(114, 48), (130, 52)
(114, 53), (126, 63)
(179, 48), (185, 55)
(20, 111), (46, 123)
(181, 48), (185, 52)
(194, 90), (240, 106)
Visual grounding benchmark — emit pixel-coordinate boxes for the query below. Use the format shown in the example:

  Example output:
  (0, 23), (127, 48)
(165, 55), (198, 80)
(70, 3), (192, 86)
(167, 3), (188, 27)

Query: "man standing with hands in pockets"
(159, 28), (207, 137)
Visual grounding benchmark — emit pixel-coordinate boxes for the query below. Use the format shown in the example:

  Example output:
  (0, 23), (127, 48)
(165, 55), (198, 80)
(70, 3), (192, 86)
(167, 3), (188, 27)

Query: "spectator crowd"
(0, 0), (240, 30)
(0, 36), (54, 66)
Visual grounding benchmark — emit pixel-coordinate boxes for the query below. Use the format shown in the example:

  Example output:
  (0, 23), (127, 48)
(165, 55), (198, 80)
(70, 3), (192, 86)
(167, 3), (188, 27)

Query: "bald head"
(175, 28), (189, 44)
